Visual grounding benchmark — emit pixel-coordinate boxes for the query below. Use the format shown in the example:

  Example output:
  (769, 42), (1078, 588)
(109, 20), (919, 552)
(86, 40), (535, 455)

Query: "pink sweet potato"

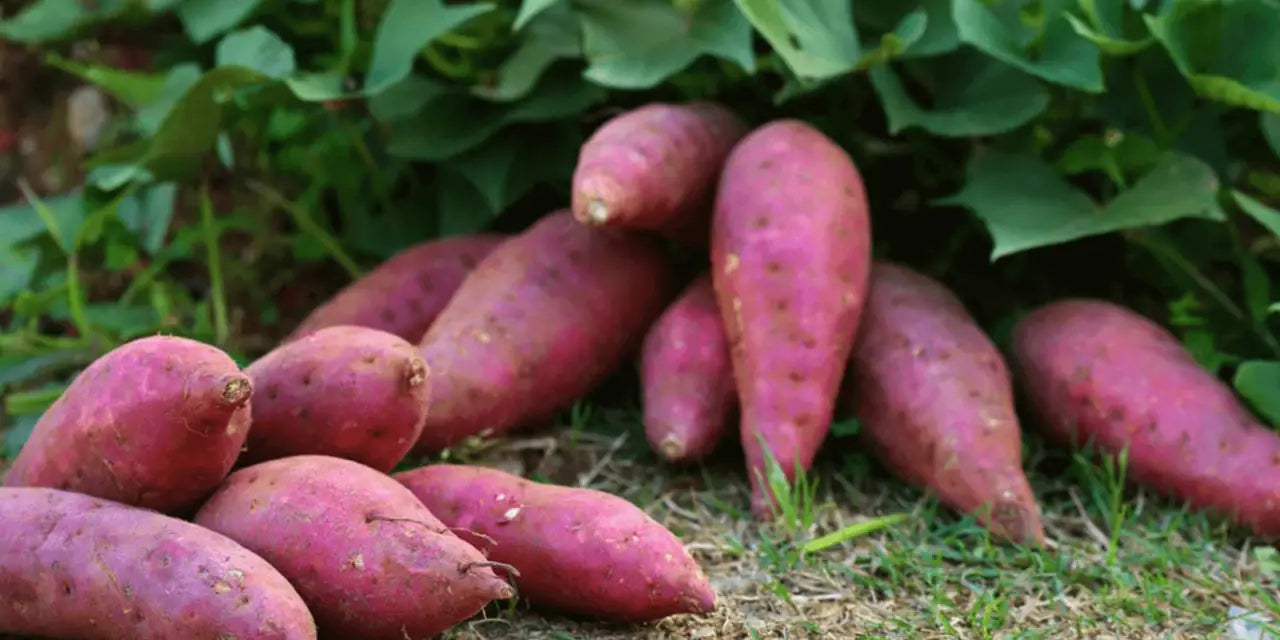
(641, 272), (736, 463)
(412, 210), (674, 453)
(710, 119), (873, 518)
(239, 325), (430, 472)
(3, 335), (252, 515)
(287, 234), (506, 343)
(1010, 298), (1280, 538)
(193, 455), (513, 640)
(394, 463), (716, 622)
(0, 486), (316, 640)
(839, 262), (1045, 545)
(571, 101), (746, 243)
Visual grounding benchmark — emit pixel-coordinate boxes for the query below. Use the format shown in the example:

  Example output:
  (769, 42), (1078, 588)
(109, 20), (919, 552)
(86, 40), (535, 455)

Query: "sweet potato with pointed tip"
(194, 455), (514, 640)
(839, 262), (1045, 545)
(710, 119), (873, 518)
(1010, 298), (1280, 538)
(240, 325), (430, 472)
(572, 101), (746, 244)
(3, 335), (252, 515)
(0, 486), (317, 640)
(641, 273), (736, 463)
(412, 210), (674, 453)
(394, 463), (716, 622)
(287, 234), (506, 343)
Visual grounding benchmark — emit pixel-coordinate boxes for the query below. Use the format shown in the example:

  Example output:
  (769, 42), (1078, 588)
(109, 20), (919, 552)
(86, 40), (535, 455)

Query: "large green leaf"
(952, 0), (1104, 92)
(733, 0), (859, 81)
(473, 3), (581, 101)
(1233, 360), (1280, 426)
(0, 194), (88, 250)
(444, 123), (582, 214)
(215, 26), (298, 79)
(940, 150), (1225, 259)
(364, 0), (494, 96)
(44, 55), (168, 107)
(0, 0), (129, 43)
(177, 0), (265, 44)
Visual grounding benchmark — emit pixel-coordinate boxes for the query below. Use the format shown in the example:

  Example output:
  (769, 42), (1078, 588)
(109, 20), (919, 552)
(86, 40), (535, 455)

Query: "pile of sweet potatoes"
(4, 98), (1280, 638)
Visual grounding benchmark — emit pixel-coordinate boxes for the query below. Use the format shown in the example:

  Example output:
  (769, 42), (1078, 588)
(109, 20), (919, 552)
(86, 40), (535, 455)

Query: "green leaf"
(0, 0), (129, 43)
(177, 0), (265, 44)
(368, 75), (453, 123)
(940, 150), (1225, 260)
(1055, 130), (1163, 186)
(855, 8), (927, 70)
(0, 244), (38, 306)
(116, 183), (178, 255)
(856, 0), (960, 59)
(436, 167), (498, 236)
(1232, 191), (1280, 239)
(952, 0), (1104, 92)
(1063, 13), (1151, 56)
(1063, 0), (1153, 56)
(133, 63), (204, 136)
(869, 51), (1049, 137)
(365, 0), (494, 96)
(215, 26), (298, 79)
(445, 124), (582, 214)
(44, 54), (167, 106)
(514, 0), (563, 30)
(474, 3), (581, 101)
(1233, 360), (1280, 426)
(0, 193), (88, 250)
(1264, 113), (1280, 158)
(802, 513), (908, 553)
(733, 0), (859, 81)
(577, 0), (754, 90)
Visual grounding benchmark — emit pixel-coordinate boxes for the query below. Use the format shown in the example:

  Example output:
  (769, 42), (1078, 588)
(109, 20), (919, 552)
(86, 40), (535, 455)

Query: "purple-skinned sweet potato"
(287, 234), (507, 343)
(394, 463), (716, 622)
(412, 210), (674, 454)
(1010, 298), (1280, 538)
(239, 325), (430, 472)
(0, 486), (316, 640)
(641, 272), (736, 463)
(839, 261), (1045, 545)
(193, 455), (514, 640)
(571, 101), (746, 244)
(710, 119), (873, 518)
(3, 335), (252, 515)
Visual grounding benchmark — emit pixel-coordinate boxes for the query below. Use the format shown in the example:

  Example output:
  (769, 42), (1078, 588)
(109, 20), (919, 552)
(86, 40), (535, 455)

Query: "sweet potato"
(239, 325), (430, 472)
(412, 210), (674, 453)
(571, 101), (746, 243)
(287, 234), (506, 343)
(3, 335), (252, 515)
(0, 486), (316, 640)
(193, 455), (513, 640)
(839, 262), (1045, 545)
(641, 272), (736, 463)
(1010, 298), (1280, 538)
(710, 119), (872, 518)
(394, 463), (716, 622)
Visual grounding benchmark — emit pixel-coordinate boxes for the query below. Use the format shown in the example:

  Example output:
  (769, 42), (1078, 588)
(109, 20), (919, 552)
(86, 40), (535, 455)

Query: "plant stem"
(245, 179), (364, 279)
(199, 181), (230, 346)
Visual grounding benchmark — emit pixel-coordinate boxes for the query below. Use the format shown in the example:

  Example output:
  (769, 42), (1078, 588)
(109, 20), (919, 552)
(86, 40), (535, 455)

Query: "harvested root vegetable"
(839, 261), (1045, 545)
(394, 463), (716, 622)
(193, 455), (513, 640)
(3, 335), (252, 515)
(1010, 298), (1280, 538)
(710, 119), (872, 518)
(0, 486), (316, 640)
(240, 325), (430, 472)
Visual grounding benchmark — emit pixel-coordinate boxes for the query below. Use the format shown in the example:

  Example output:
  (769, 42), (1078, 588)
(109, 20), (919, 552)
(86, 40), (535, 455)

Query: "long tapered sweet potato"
(194, 455), (513, 640)
(1010, 299), (1280, 538)
(239, 325), (430, 472)
(710, 119), (872, 518)
(286, 234), (506, 343)
(0, 487), (317, 640)
(394, 463), (716, 622)
(571, 101), (746, 243)
(641, 272), (736, 463)
(412, 210), (674, 453)
(839, 262), (1045, 545)
(3, 335), (252, 515)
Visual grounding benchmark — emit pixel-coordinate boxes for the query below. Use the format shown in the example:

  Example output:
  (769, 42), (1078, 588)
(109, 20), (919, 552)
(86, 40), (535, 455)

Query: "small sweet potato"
(571, 101), (746, 243)
(394, 463), (716, 622)
(194, 455), (513, 640)
(413, 210), (673, 453)
(239, 325), (430, 472)
(0, 486), (316, 640)
(287, 234), (506, 343)
(1010, 298), (1280, 538)
(3, 335), (252, 515)
(839, 262), (1045, 545)
(641, 273), (736, 463)
(710, 119), (873, 518)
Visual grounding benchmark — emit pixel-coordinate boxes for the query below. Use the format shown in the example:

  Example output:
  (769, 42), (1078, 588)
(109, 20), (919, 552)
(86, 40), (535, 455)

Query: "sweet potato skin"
(641, 273), (736, 463)
(193, 455), (513, 640)
(0, 487), (316, 640)
(840, 262), (1045, 545)
(3, 335), (252, 514)
(413, 210), (673, 453)
(1010, 298), (1280, 538)
(287, 234), (506, 343)
(240, 326), (430, 472)
(571, 101), (746, 243)
(710, 119), (872, 518)
(394, 464), (716, 622)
